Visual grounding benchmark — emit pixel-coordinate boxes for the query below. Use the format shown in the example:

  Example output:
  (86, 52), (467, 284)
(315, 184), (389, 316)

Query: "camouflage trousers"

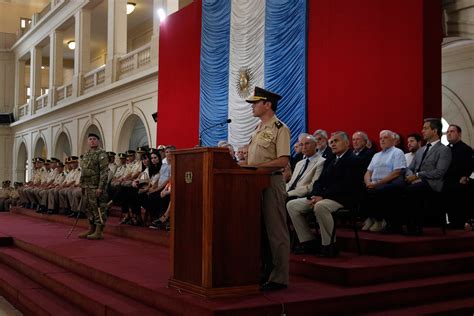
(82, 188), (108, 226)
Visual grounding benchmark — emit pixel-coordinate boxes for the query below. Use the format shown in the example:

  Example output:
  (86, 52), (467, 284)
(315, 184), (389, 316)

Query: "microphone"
(198, 119), (232, 147)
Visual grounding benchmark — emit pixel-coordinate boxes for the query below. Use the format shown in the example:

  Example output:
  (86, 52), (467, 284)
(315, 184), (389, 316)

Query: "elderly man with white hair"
(287, 135), (326, 200)
(313, 129), (334, 160)
(362, 130), (407, 233)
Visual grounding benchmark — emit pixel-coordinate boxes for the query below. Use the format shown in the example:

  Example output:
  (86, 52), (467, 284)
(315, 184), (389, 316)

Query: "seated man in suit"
(405, 133), (422, 167)
(286, 135), (325, 200)
(352, 130), (375, 169)
(290, 133), (309, 170)
(313, 129), (335, 160)
(404, 118), (452, 235)
(443, 124), (473, 229)
(287, 131), (364, 257)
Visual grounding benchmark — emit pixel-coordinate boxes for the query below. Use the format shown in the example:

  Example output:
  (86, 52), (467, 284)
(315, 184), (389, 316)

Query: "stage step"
(336, 228), (474, 258)
(361, 295), (474, 315)
(283, 273), (474, 316)
(0, 261), (87, 315)
(0, 247), (166, 316)
(290, 250), (474, 286)
(10, 207), (169, 247)
(3, 211), (474, 315)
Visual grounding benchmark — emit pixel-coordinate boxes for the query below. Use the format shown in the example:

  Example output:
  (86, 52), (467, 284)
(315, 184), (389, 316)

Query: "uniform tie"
(289, 158), (310, 191)
(417, 143), (431, 172)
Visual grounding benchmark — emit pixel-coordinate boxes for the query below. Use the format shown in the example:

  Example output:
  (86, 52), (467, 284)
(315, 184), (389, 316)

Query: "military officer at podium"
(239, 87), (291, 291)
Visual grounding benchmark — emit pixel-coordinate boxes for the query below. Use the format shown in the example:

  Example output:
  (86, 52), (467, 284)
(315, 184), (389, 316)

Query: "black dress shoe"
(318, 244), (339, 258)
(260, 281), (287, 291)
(293, 240), (319, 255)
(403, 225), (423, 236)
(381, 224), (402, 234)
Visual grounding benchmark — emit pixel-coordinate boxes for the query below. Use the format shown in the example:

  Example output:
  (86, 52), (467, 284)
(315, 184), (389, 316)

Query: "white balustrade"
(118, 44), (152, 78)
(56, 83), (73, 103)
(83, 65), (106, 92)
(35, 93), (48, 111)
(37, 2), (51, 23)
(17, 103), (29, 119)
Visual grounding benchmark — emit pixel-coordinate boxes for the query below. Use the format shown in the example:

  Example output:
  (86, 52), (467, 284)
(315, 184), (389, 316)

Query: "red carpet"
(1, 208), (474, 315)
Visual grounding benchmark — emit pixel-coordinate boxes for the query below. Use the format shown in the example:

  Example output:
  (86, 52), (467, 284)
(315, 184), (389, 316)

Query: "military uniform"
(80, 146), (109, 236)
(42, 168), (66, 212)
(4, 183), (20, 211)
(24, 163), (48, 207)
(0, 182), (12, 211)
(248, 114), (291, 286)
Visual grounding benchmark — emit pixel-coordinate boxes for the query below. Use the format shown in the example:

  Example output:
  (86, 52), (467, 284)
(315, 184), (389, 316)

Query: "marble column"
(29, 46), (42, 114)
(72, 9), (91, 97)
(49, 30), (64, 107)
(105, 0), (127, 83)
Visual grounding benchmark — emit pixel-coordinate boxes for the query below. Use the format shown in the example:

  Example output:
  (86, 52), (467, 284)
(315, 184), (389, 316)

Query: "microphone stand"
(198, 119), (231, 147)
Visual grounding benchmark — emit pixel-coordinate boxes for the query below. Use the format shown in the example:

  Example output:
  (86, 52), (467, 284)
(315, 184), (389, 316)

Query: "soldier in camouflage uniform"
(78, 133), (109, 240)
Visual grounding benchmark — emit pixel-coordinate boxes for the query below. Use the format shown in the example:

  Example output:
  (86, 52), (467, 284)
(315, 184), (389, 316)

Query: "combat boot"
(78, 222), (96, 239)
(87, 225), (104, 240)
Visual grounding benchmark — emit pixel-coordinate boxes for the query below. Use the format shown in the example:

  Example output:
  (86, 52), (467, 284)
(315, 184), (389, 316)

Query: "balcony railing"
(35, 94), (48, 111)
(56, 83), (73, 103)
(37, 2), (52, 22)
(83, 65), (106, 92)
(17, 103), (29, 119)
(118, 44), (151, 79)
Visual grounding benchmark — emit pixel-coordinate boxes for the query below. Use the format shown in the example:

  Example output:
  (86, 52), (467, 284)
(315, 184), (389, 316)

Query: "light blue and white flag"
(200, 0), (307, 148)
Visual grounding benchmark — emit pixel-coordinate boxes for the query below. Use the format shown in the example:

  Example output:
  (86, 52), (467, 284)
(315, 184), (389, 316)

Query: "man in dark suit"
(286, 131), (364, 257)
(352, 130), (376, 169)
(443, 124), (473, 229)
(404, 118), (452, 235)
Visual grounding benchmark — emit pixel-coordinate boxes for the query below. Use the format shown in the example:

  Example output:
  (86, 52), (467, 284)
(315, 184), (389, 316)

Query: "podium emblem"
(185, 171), (193, 184)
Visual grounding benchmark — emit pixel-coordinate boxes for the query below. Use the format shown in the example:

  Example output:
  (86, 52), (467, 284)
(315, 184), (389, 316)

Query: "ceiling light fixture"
(126, 2), (136, 15)
(157, 8), (166, 22)
(67, 40), (76, 50)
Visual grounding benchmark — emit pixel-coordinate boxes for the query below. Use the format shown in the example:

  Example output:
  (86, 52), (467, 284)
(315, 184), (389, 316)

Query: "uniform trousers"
(82, 188), (108, 225)
(58, 187), (72, 210)
(17, 187), (28, 205)
(287, 197), (343, 246)
(4, 198), (18, 211)
(48, 188), (61, 211)
(68, 187), (82, 213)
(263, 174), (290, 285)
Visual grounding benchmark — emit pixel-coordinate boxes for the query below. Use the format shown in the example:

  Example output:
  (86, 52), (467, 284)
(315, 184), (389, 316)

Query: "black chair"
(330, 204), (362, 255)
(425, 190), (447, 235)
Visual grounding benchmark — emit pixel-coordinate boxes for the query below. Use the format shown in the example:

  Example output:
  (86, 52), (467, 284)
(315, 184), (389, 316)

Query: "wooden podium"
(168, 147), (271, 298)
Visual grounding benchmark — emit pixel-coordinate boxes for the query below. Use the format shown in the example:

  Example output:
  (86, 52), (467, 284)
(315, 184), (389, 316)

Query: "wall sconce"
(126, 2), (136, 15)
(67, 40), (76, 50)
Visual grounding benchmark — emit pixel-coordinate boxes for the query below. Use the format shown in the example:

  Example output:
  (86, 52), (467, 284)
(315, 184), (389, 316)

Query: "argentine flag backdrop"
(199, 0), (307, 148)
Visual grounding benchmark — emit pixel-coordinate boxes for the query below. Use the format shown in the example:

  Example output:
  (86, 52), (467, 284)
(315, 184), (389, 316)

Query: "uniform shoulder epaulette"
(274, 120), (283, 129)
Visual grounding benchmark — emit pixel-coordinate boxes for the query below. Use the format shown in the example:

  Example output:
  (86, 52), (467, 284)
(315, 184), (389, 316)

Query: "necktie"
(416, 143), (431, 172)
(289, 159), (310, 190)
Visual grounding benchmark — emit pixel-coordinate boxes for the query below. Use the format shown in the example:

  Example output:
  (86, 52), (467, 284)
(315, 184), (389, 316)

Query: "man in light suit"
(404, 118), (452, 235)
(286, 135), (325, 200)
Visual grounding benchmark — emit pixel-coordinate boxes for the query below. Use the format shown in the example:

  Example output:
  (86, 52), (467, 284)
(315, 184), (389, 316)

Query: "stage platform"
(1, 208), (474, 315)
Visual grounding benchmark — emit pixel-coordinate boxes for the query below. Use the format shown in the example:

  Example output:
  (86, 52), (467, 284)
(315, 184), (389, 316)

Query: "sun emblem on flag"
(236, 67), (254, 98)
